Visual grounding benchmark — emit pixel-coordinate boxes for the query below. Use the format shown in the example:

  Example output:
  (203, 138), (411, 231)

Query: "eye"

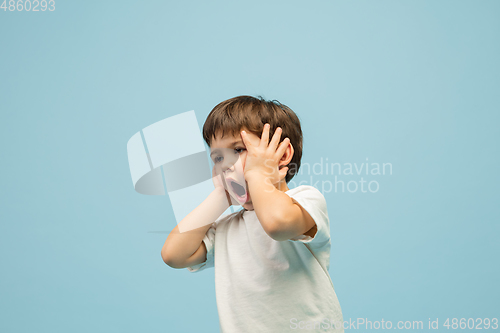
(214, 156), (223, 163)
(234, 147), (246, 154)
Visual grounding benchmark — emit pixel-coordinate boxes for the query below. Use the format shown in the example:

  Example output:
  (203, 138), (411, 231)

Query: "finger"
(279, 166), (289, 180)
(240, 130), (249, 147)
(275, 137), (290, 160)
(221, 172), (231, 192)
(240, 130), (251, 147)
(229, 193), (240, 206)
(260, 123), (270, 148)
(224, 189), (237, 207)
(212, 165), (220, 177)
(241, 130), (259, 148)
(268, 127), (282, 152)
(212, 171), (222, 188)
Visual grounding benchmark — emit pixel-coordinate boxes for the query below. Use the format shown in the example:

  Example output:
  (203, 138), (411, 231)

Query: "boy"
(161, 96), (343, 332)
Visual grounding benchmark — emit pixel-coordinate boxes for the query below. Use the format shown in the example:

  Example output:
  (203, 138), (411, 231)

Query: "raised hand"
(240, 123), (290, 186)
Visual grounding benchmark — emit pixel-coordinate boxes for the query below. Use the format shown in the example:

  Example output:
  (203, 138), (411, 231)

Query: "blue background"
(1, 0), (499, 332)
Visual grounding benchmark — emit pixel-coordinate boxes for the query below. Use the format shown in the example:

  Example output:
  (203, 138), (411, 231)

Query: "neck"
(277, 179), (290, 192)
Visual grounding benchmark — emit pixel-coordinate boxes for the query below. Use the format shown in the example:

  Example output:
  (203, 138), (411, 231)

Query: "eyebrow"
(210, 140), (244, 157)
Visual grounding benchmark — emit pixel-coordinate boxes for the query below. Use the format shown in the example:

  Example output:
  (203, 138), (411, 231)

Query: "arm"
(246, 171), (315, 241)
(161, 185), (230, 268)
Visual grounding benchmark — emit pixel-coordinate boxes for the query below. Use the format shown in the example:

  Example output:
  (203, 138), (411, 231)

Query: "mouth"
(227, 178), (248, 204)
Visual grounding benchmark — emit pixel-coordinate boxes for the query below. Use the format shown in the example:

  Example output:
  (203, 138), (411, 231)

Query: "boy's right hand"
(212, 166), (239, 207)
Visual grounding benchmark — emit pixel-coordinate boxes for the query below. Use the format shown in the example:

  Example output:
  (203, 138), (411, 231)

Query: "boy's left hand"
(240, 123), (290, 185)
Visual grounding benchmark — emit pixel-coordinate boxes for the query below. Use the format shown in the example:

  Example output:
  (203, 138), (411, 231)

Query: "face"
(210, 129), (254, 210)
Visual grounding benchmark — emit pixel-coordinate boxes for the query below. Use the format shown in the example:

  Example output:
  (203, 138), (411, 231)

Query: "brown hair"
(202, 95), (303, 183)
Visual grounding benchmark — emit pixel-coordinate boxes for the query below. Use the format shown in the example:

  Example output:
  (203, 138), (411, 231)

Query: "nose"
(222, 160), (235, 173)
(221, 153), (239, 173)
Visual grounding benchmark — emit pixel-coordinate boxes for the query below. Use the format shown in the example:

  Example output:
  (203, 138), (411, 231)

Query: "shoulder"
(286, 185), (323, 196)
(286, 185), (327, 207)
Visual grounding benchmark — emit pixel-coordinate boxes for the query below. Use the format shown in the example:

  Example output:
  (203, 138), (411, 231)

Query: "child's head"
(203, 95), (303, 208)
(204, 95), (303, 182)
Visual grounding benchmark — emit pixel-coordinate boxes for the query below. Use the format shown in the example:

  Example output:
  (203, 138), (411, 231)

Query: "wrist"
(245, 170), (276, 194)
(213, 186), (227, 198)
(244, 169), (267, 182)
(213, 186), (233, 208)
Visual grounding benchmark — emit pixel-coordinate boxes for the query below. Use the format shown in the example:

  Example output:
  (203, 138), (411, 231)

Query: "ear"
(278, 142), (294, 169)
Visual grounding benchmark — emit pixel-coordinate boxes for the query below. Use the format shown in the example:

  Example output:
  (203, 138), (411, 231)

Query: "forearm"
(245, 171), (295, 235)
(161, 187), (229, 265)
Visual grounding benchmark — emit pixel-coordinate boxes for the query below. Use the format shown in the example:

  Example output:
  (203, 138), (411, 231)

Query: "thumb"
(279, 166), (289, 180)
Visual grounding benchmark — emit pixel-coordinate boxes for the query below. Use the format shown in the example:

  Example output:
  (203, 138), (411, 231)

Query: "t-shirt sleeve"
(286, 186), (330, 247)
(186, 222), (216, 273)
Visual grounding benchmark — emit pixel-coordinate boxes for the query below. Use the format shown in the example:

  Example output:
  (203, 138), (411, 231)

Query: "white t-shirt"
(187, 185), (344, 332)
